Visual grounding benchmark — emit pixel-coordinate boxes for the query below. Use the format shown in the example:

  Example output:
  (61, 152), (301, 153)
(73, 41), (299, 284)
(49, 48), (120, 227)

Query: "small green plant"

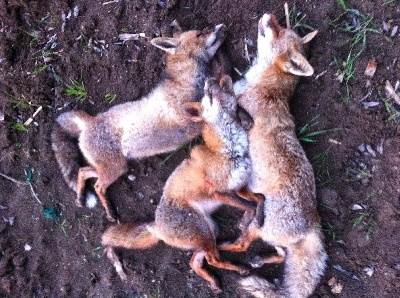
(161, 137), (201, 165)
(352, 211), (376, 240)
(381, 95), (400, 121)
(312, 150), (332, 187)
(321, 222), (336, 240)
(289, 3), (315, 34)
(9, 122), (28, 132)
(60, 219), (70, 237)
(25, 30), (41, 45)
(382, 0), (397, 6)
(65, 79), (87, 103)
(297, 115), (338, 143)
(148, 289), (161, 298)
(7, 93), (30, 109)
(81, 214), (92, 221)
(332, 0), (380, 103)
(105, 93), (117, 104)
(33, 64), (50, 75)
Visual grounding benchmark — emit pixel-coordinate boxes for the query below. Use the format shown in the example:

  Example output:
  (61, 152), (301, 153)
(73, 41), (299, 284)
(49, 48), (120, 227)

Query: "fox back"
(51, 24), (228, 221)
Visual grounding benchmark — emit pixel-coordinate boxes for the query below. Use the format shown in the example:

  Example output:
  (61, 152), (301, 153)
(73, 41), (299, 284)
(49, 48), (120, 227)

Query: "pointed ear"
(182, 102), (203, 122)
(284, 50), (314, 76)
(302, 30), (318, 44)
(150, 37), (180, 54)
(219, 75), (234, 94)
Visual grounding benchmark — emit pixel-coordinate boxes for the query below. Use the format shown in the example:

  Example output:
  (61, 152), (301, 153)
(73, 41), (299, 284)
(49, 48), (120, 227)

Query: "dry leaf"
(364, 58), (377, 77)
(328, 277), (337, 286)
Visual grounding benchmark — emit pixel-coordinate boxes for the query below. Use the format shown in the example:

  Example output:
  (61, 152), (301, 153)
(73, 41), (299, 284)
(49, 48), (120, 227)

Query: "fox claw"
(239, 267), (250, 276)
(75, 197), (85, 207)
(210, 284), (223, 294)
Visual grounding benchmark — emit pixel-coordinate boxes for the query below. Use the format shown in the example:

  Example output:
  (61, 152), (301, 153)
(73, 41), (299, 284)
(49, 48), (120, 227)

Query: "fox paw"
(238, 267), (250, 276)
(210, 285), (223, 294)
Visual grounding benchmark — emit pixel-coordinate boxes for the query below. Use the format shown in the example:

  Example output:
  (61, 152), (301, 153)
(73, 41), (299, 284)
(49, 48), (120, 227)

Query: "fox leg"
(218, 228), (256, 253)
(94, 163), (127, 222)
(104, 246), (128, 281)
(236, 188), (265, 229)
(76, 166), (98, 207)
(211, 191), (259, 230)
(249, 246), (286, 268)
(190, 250), (222, 294)
(190, 246), (250, 294)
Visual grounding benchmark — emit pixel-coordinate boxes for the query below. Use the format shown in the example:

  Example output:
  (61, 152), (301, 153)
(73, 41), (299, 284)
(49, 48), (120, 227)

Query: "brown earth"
(1, 0), (400, 297)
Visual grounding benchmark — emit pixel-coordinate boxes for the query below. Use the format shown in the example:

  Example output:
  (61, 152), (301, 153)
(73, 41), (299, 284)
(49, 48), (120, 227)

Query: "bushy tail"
(241, 231), (327, 298)
(102, 222), (160, 250)
(102, 222), (160, 280)
(51, 111), (90, 193)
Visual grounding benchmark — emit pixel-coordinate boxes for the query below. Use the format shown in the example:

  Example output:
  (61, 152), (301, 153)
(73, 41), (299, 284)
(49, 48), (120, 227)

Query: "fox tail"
(51, 111), (97, 207)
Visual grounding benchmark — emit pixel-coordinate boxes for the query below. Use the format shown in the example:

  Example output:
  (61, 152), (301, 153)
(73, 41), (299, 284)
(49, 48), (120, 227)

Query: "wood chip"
(118, 33), (146, 41)
(385, 80), (400, 105)
(364, 58), (377, 77)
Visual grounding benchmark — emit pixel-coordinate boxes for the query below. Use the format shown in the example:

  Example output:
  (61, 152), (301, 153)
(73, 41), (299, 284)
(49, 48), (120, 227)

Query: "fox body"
(102, 76), (263, 294)
(219, 14), (327, 298)
(51, 24), (227, 221)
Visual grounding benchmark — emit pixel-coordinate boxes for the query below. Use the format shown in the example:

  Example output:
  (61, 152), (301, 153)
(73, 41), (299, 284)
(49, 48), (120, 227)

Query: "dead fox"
(218, 14), (328, 297)
(51, 24), (227, 222)
(102, 76), (264, 294)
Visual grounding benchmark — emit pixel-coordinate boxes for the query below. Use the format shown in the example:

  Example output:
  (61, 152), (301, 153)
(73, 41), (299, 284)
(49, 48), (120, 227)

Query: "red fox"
(102, 76), (264, 294)
(51, 24), (227, 221)
(218, 14), (328, 297)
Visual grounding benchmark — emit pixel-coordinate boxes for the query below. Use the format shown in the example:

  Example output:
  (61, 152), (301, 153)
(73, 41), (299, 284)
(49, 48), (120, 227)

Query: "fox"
(102, 75), (264, 294)
(51, 24), (228, 222)
(218, 13), (328, 298)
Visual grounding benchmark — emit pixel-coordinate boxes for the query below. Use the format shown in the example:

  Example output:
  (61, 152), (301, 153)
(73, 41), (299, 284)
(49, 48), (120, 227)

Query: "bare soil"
(1, 1), (399, 297)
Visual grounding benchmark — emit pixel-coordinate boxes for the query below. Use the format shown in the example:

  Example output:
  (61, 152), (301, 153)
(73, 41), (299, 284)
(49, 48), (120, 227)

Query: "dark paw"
(249, 255), (263, 268)
(210, 283), (223, 294)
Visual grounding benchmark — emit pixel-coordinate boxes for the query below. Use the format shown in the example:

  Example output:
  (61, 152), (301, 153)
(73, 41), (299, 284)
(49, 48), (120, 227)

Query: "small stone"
(366, 144), (376, 157)
(331, 282), (343, 294)
(351, 204), (363, 211)
(127, 174), (136, 182)
(363, 266), (374, 277)
(358, 143), (366, 153)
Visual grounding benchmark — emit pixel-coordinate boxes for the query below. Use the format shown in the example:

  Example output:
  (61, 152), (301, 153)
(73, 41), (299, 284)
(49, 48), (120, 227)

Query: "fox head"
(150, 24), (227, 62)
(183, 75), (237, 125)
(257, 13), (318, 76)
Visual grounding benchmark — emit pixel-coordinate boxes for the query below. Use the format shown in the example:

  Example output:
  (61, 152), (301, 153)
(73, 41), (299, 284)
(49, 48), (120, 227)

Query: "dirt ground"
(0, 0), (399, 297)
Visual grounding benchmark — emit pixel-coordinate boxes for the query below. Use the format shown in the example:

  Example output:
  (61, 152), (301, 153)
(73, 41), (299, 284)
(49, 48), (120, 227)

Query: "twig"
(385, 80), (400, 105)
(24, 105), (43, 126)
(102, 0), (120, 5)
(0, 172), (26, 185)
(233, 67), (243, 77)
(284, 3), (291, 29)
(244, 38), (250, 63)
(29, 182), (43, 205)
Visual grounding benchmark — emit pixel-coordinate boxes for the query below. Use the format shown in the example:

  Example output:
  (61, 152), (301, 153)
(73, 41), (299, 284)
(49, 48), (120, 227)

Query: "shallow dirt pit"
(1, 0), (400, 297)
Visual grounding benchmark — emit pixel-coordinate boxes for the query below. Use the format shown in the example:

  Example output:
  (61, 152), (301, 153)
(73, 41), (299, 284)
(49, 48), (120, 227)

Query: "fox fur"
(51, 24), (228, 221)
(218, 14), (328, 298)
(102, 76), (264, 294)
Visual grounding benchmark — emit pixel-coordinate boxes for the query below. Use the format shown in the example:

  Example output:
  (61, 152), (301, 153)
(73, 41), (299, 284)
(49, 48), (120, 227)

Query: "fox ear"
(151, 37), (180, 54)
(284, 50), (314, 76)
(219, 75), (234, 94)
(182, 102), (203, 122)
(302, 30), (318, 44)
